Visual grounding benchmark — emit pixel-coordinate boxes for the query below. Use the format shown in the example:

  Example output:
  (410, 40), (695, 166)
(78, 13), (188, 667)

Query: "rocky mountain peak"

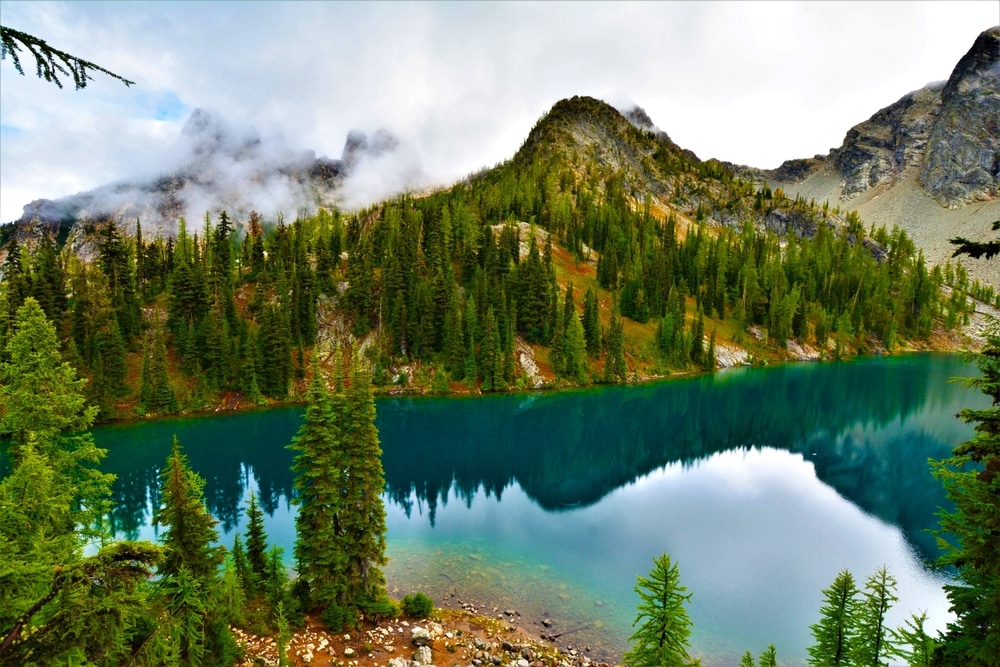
(941, 25), (1000, 104)
(920, 26), (1000, 207)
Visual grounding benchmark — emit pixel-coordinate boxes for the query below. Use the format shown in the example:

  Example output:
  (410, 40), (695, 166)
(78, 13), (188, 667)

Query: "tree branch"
(1, 25), (135, 89)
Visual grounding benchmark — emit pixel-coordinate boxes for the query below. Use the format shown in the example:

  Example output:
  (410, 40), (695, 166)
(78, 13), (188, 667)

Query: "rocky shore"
(235, 605), (620, 667)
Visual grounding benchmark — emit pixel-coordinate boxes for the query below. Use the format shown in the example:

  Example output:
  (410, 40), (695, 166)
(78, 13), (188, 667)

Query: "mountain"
(4, 109), (408, 252)
(740, 26), (1000, 286)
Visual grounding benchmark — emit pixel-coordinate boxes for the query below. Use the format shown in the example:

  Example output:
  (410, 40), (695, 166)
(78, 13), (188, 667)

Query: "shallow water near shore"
(57, 354), (987, 665)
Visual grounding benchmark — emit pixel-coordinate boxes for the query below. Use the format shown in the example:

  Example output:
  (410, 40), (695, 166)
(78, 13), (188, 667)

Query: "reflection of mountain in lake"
(74, 354), (979, 560)
(378, 354), (977, 559)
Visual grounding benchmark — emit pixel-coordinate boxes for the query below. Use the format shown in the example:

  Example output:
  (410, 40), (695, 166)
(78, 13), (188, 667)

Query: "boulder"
(411, 626), (431, 646)
(413, 646), (433, 665)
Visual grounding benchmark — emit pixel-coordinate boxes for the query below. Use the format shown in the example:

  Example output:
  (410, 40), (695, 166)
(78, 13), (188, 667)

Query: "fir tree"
(853, 567), (897, 667)
(808, 569), (860, 667)
(604, 305), (627, 383)
(759, 644), (777, 667)
(153, 437), (223, 582)
(889, 612), (936, 667)
(932, 320), (1000, 665)
(582, 287), (601, 357)
(289, 360), (347, 610)
(340, 355), (389, 602)
(740, 651), (756, 667)
(0, 297), (97, 453)
(245, 492), (269, 593)
(622, 553), (694, 667)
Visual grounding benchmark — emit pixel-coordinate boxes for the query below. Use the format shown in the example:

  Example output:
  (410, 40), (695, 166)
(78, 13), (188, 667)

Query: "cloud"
(1, 1), (997, 224)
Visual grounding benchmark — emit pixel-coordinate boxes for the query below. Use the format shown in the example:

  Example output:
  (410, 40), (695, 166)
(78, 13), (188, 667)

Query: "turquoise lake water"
(70, 354), (985, 665)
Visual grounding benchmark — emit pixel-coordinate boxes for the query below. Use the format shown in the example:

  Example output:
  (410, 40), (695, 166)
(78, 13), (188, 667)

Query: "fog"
(1, 2), (996, 226)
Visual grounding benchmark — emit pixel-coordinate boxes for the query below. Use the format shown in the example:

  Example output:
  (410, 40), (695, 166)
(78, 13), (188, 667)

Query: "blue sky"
(0, 1), (996, 223)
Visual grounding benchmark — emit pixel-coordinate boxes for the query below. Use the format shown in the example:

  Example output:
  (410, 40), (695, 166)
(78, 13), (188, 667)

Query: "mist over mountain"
(9, 108), (427, 240)
(4, 26), (998, 286)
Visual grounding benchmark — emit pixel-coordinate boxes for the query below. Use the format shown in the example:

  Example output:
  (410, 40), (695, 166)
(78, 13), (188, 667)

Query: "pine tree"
(889, 612), (936, 667)
(480, 307), (504, 391)
(604, 305), (627, 383)
(622, 553), (694, 667)
(740, 651), (756, 667)
(341, 355), (389, 602)
(759, 644), (777, 667)
(932, 321), (1000, 665)
(245, 492), (268, 592)
(853, 566), (897, 667)
(289, 361), (347, 610)
(153, 437), (223, 582)
(808, 569), (860, 667)
(582, 287), (601, 357)
(0, 297), (97, 453)
(563, 304), (588, 383)
(231, 532), (252, 594)
(289, 353), (388, 610)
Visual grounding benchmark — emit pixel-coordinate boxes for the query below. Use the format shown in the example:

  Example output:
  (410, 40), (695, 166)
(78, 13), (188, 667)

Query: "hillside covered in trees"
(0, 96), (985, 420)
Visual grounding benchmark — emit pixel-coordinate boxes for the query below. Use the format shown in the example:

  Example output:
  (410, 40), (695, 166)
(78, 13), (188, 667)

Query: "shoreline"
(100, 344), (977, 430)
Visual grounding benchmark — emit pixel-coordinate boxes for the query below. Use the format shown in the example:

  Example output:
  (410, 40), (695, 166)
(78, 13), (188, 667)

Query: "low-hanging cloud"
(14, 107), (434, 235)
(1, 3), (996, 226)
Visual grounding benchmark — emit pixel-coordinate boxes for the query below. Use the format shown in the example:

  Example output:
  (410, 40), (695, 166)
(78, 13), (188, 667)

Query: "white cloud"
(1, 1), (996, 224)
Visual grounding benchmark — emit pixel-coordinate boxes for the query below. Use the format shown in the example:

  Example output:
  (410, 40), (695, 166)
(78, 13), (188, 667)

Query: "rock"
(388, 658), (411, 667)
(414, 646), (433, 665)
(516, 659), (530, 667)
(921, 27), (1000, 207)
(501, 641), (516, 653)
(474, 638), (488, 650)
(412, 627), (431, 646)
(541, 619), (553, 628)
(344, 647), (356, 658)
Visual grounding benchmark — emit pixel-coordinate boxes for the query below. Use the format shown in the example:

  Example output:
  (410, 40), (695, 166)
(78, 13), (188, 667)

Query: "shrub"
(359, 596), (400, 622)
(402, 592), (434, 618)
(321, 603), (357, 632)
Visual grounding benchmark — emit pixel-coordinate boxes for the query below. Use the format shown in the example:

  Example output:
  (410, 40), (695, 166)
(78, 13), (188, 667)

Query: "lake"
(83, 354), (983, 665)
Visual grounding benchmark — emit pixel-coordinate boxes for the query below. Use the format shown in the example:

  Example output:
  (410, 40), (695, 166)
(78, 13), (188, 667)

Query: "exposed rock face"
(920, 26), (1000, 207)
(775, 27), (999, 210)
(832, 84), (942, 198)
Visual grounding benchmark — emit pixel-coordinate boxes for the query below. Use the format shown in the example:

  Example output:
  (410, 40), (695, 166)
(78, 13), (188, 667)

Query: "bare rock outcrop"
(920, 26), (1000, 207)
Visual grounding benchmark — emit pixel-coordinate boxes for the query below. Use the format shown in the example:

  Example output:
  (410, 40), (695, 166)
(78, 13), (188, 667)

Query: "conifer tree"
(231, 532), (252, 595)
(853, 567), (897, 667)
(154, 437), (223, 582)
(289, 360), (346, 610)
(808, 569), (860, 667)
(740, 651), (756, 667)
(245, 492), (268, 592)
(289, 353), (388, 610)
(582, 287), (601, 357)
(623, 553), (694, 667)
(759, 644), (777, 667)
(604, 305), (627, 383)
(340, 355), (388, 602)
(480, 307), (504, 391)
(889, 612), (936, 667)
(0, 297), (97, 453)
(563, 304), (588, 383)
(932, 321), (1000, 665)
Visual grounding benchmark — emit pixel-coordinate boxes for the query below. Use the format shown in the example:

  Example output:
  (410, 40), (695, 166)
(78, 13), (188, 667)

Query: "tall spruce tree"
(245, 492), (268, 592)
(0, 298), (160, 665)
(932, 320), (1000, 665)
(340, 355), (388, 603)
(153, 437), (223, 582)
(289, 358), (348, 609)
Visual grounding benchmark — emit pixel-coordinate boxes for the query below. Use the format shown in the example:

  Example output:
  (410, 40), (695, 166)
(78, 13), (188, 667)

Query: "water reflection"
(3, 354), (984, 665)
